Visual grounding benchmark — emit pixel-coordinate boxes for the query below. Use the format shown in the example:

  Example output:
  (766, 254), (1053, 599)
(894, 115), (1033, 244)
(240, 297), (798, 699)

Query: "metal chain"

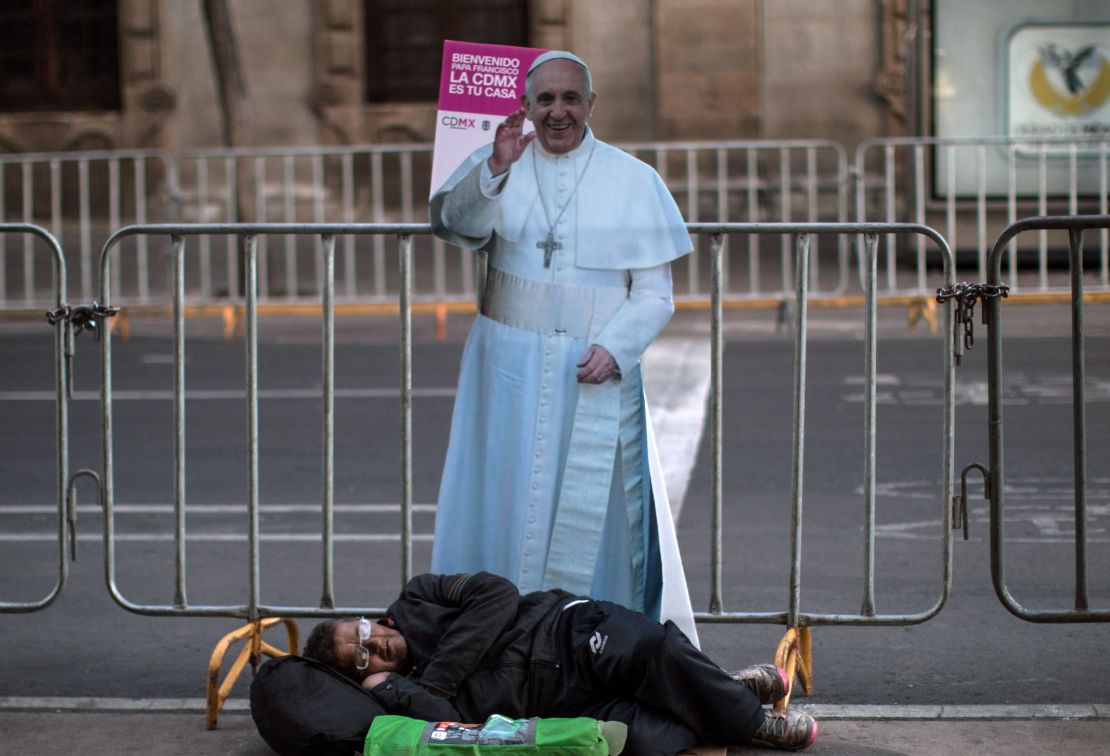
(936, 282), (1009, 363)
(45, 301), (120, 339)
(45, 305), (70, 325)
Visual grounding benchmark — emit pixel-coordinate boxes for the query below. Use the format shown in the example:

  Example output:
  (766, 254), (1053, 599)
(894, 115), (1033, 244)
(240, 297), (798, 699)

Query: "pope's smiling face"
(522, 59), (596, 155)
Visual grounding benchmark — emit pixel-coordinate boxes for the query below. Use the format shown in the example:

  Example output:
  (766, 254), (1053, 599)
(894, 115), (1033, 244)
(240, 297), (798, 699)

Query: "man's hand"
(361, 671), (390, 690)
(577, 344), (618, 384)
(487, 108), (535, 176)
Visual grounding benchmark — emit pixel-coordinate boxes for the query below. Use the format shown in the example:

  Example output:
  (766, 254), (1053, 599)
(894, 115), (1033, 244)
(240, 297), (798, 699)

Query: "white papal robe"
(429, 129), (698, 643)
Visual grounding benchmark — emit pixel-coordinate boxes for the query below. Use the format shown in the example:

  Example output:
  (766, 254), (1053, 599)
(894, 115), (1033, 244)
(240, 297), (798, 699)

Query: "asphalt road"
(0, 303), (1108, 707)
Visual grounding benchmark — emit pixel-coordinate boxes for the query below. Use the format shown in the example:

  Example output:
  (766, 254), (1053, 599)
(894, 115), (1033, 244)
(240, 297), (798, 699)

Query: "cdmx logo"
(441, 115), (478, 129)
(1030, 43), (1110, 117)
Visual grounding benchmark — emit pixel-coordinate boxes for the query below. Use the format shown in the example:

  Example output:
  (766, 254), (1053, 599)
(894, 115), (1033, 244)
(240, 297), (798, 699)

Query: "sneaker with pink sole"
(751, 708), (818, 751)
(730, 664), (790, 705)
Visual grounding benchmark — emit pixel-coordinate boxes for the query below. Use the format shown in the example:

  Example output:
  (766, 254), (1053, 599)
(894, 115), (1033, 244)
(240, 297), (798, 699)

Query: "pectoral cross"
(537, 232), (562, 268)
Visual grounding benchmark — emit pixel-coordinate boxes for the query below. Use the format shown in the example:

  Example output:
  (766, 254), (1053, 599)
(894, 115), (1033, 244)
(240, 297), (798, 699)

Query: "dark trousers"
(544, 601), (765, 755)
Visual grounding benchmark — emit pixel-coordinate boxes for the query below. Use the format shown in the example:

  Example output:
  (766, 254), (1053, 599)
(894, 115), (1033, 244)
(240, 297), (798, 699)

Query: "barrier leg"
(108, 310), (131, 341)
(772, 626), (813, 708)
(435, 303), (448, 342)
(205, 617), (299, 729)
(221, 304), (243, 341)
(907, 296), (938, 335)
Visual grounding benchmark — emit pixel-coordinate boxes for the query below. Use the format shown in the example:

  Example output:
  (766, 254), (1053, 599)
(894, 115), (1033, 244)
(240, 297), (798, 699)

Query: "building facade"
(3, 1), (1105, 155)
(0, 0), (903, 154)
(3, 1), (1107, 156)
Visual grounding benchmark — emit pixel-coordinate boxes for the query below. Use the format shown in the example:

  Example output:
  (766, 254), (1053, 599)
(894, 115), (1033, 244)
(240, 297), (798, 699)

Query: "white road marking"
(843, 374), (902, 386)
(140, 353), (176, 365)
(0, 502), (439, 544)
(2, 532), (434, 543)
(0, 503), (436, 515)
(842, 372), (1110, 405)
(867, 477), (1110, 542)
(642, 335), (712, 518)
(0, 335), (712, 527)
(0, 387), (455, 401)
(869, 518), (1110, 543)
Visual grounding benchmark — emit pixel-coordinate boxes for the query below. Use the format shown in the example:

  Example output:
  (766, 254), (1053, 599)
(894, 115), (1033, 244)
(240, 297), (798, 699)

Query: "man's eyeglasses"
(354, 617), (374, 670)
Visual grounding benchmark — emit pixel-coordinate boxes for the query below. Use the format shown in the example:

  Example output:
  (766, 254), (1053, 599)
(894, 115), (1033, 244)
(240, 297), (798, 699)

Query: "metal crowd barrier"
(96, 223), (425, 620)
(174, 140), (850, 305)
(12, 218), (1106, 627)
(2, 140), (850, 310)
(86, 220), (959, 632)
(692, 223), (957, 630)
(855, 136), (1110, 296)
(0, 150), (178, 308)
(0, 224), (70, 613)
(17, 216), (1110, 714)
(985, 215), (1110, 623)
(173, 146), (458, 306)
(8, 136), (1110, 309)
(620, 140), (850, 300)
(6, 216), (1104, 718)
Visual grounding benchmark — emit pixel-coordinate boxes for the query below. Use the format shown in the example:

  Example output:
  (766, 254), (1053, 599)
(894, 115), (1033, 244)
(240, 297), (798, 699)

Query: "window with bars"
(365, 0), (529, 103)
(0, 0), (122, 112)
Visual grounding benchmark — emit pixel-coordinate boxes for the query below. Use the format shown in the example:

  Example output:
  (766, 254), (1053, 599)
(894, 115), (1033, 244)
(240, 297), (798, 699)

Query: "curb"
(2, 698), (1108, 720)
(796, 703), (1110, 720)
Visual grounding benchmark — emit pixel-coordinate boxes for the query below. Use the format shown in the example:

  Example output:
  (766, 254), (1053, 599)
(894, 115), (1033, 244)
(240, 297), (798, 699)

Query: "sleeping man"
(302, 572), (817, 753)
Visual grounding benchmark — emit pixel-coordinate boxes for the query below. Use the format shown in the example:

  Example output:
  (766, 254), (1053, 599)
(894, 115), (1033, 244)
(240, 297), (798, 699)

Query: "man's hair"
(302, 618), (344, 670)
(524, 57), (592, 103)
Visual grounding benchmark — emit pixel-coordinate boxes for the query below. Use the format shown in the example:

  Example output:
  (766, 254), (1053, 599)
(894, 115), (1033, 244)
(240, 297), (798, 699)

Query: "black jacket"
(369, 572), (575, 722)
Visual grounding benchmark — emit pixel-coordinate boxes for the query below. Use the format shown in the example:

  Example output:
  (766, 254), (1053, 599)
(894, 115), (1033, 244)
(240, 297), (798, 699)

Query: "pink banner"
(437, 40), (546, 115)
(430, 40), (547, 197)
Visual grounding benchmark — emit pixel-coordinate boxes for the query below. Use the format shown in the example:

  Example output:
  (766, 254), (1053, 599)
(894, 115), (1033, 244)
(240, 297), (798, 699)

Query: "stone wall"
(0, 0), (896, 154)
(0, 0), (173, 153)
(760, 0), (887, 148)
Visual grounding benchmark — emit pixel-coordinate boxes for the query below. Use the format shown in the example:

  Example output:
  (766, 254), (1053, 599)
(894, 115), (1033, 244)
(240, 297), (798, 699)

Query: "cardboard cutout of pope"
(429, 42), (699, 645)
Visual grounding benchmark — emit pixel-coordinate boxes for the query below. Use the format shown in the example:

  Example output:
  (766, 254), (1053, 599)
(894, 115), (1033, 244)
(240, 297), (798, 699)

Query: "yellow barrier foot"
(221, 305), (243, 341)
(108, 309), (131, 341)
(436, 303), (448, 342)
(206, 617), (299, 729)
(907, 296), (938, 334)
(772, 626), (813, 709)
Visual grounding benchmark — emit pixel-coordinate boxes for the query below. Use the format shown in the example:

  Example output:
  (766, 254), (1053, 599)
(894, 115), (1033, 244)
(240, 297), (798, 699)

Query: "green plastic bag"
(364, 714), (627, 755)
